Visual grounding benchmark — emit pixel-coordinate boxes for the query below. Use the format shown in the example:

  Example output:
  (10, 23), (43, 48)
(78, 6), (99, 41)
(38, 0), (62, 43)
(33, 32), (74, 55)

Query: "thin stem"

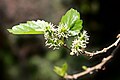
(64, 55), (112, 79)
(63, 44), (71, 51)
(84, 34), (120, 56)
(64, 42), (120, 79)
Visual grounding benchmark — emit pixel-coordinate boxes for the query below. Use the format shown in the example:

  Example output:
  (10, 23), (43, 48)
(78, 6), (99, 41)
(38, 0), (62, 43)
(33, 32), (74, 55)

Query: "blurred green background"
(0, 0), (120, 80)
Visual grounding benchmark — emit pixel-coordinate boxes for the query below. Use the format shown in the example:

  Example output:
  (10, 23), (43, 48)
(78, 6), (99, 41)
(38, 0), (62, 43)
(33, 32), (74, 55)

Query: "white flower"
(57, 24), (71, 39)
(70, 30), (89, 55)
(44, 23), (72, 50)
(80, 30), (89, 41)
(44, 23), (67, 50)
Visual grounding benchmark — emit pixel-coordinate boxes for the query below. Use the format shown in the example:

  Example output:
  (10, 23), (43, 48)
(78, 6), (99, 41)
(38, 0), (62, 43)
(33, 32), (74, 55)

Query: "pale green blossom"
(70, 30), (89, 55)
(44, 23), (70, 50)
(57, 24), (71, 39)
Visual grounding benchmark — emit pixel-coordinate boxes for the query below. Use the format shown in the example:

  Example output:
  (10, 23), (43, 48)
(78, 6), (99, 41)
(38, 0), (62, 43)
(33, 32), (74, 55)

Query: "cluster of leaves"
(54, 63), (68, 77)
(8, 8), (89, 77)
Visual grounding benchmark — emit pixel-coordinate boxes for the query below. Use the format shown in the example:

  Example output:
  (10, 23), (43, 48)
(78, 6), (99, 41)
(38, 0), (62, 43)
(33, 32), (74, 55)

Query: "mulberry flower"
(44, 23), (64, 50)
(44, 23), (59, 49)
(57, 24), (71, 39)
(44, 23), (72, 50)
(70, 30), (89, 56)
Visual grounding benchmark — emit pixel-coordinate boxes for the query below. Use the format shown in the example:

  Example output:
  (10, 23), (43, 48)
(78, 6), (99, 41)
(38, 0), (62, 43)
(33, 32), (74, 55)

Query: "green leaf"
(62, 63), (68, 74)
(54, 63), (68, 77)
(7, 20), (49, 34)
(70, 20), (83, 31)
(54, 66), (63, 77)
(69, 19), (83, 36)
(59, 8), (83, 36)
(60, 8), (80, 29)
(82, 66), (88, 70)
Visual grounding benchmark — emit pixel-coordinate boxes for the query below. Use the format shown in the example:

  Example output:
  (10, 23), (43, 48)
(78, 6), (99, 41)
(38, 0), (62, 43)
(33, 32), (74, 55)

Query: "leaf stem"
(63, 44), (71, 51)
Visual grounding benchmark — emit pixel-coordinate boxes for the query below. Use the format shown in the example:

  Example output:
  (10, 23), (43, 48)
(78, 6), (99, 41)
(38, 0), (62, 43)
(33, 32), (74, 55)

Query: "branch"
(65, 44), (120, 79)
(64, 55), (112, 79)
(84, 34), (120, 56)
(64, 34), (120, 80)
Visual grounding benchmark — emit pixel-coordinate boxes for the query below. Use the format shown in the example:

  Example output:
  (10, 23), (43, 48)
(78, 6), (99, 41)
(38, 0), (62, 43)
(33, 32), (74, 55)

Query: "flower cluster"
(70, 30), (89, 56)
(44, 23), (70, 50)
(57, 24), (71, 39)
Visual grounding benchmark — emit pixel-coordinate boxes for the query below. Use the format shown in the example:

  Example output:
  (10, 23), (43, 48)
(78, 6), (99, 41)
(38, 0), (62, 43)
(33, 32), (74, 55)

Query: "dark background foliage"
(0, 0), (120, 80)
